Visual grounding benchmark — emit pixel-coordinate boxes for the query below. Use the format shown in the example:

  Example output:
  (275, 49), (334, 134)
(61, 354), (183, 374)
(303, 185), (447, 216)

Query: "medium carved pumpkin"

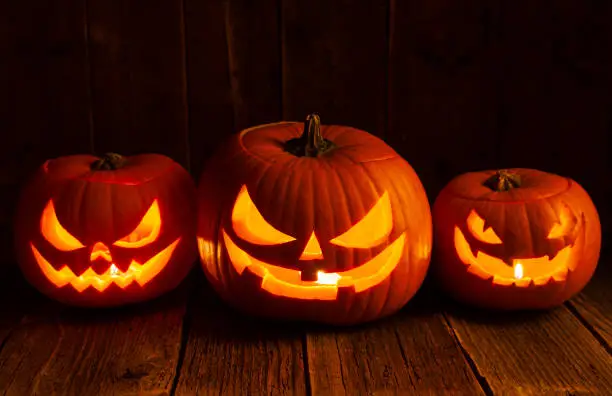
(433, 169), (601, 309)
(197, 114), (432, 325)
(14, 153), (197, 307)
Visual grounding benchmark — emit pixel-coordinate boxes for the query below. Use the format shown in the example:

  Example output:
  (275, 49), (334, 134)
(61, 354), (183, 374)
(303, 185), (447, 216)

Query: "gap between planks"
(564, 261), (612, 355)
(0, 269), (194, 396)
(302, 278), (486, 396)
(443, 256), (612, 395)
(0, 259), (609, 395)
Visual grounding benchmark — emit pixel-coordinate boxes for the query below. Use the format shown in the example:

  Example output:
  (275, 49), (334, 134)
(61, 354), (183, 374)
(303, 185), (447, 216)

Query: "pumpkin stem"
(304, 113), (323, 157)
(283, 113), (336, 157)
(483, 169), (522, 192)
(90, 153), (127, 170)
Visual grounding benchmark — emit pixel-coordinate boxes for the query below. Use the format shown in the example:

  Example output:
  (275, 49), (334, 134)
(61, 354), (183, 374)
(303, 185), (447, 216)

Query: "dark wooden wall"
(1, 0), (610, 258)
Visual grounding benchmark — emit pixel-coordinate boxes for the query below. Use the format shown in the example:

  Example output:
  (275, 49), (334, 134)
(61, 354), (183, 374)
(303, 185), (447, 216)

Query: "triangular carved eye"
(466, 210), (502, 244)
(113, 200), (162, 248)
(232, 185), (296, 245)
(330, 191), (392, 249)
(41, 200), (85, 251)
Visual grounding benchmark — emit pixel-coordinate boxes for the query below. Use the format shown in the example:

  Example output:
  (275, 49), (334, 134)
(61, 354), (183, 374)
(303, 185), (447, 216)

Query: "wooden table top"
(0, 253), (610, 396)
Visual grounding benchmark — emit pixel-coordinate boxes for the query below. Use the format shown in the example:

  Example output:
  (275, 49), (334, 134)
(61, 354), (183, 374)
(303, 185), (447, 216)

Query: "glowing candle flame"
(514, 262), (524, 280)
(316, 271), (341, 285)
(110, 264), (120, 276)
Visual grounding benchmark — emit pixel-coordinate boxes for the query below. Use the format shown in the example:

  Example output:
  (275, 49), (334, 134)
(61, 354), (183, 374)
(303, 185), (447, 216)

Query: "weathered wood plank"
(567, 256), (612, 351)
(175, 276), (307, 396)
(87, 0), (190, 168)
(447, 302), (612, 394)
(183, 0), (232, 177)
(0, 0), (92, 255)
(0, 269), (38, 350)
(388, 0), (501, 198)
(306, 281), (485, 395)
(282, 0), (387, 136)
(496, 0), (612, 238)
(185, 0), (280, 178)
(224, 0), (282, 132)
(185, 0), (281, 178)
(0, 278), (191, 396)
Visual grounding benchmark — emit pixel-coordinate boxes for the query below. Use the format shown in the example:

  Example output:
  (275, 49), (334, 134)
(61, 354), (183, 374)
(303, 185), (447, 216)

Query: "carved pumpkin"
(197, 114), (432, 324)
(14, 153), (197, 307)
(433, 169), (601, 309)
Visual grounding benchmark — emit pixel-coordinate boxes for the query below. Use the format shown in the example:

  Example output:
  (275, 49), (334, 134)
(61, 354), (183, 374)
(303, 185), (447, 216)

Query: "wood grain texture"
(0, 269), (39, 351)
(183, 0), (230, 177)
(87, 0), (190, 167)
(0, 280), (190, 396)
(447, 303), (612, 394)
(306, 283), (485, 395)
(496, 0), (612, 236)
(185, 0), (282, 178)
(175, 276), (306, 396)
(567, 256), (612, 351)
(0, 0), (92, 258)
(225, 0), (282, 132)
(388, 0), (501, 198)
(282, 0), (388, 136)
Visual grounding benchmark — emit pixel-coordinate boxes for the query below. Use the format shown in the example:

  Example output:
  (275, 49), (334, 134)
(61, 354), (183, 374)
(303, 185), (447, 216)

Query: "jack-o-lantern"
(197, 114), (432, 325)
(433, 169), (601, 309)
(14, 153), (197, 307)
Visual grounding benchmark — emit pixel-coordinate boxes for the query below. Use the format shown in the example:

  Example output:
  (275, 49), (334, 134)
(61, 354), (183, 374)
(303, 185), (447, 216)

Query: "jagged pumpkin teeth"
(433, 168), (601, 310)
(14, 153), (197, 307)
(196, 114), (433, 325)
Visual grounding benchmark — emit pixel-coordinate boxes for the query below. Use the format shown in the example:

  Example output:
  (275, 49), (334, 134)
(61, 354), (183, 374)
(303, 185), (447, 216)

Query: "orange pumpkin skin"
(14, 153), (197, 307)
(197, 116), (432, 325)
(433, 168), (601, 310)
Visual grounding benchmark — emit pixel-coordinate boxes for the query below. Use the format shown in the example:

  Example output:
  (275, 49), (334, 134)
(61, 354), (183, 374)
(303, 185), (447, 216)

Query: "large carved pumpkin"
(433, 169), (601, 309)
(14, 153), (197, 307)
(197, 114), (432, 325)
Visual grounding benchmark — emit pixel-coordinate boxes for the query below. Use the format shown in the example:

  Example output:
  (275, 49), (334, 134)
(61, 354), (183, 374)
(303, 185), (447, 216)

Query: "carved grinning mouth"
(221, 230), (406, 300)
(30, 239), (180, 292)
(454, 227), (583, 287)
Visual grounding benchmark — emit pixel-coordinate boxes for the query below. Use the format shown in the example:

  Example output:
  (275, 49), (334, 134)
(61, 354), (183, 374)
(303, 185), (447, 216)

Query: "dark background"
(1, 0), (610, 264)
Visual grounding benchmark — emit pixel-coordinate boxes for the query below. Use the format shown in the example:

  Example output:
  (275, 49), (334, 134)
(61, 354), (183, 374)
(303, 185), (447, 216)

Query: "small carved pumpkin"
(14, 153), (197, 307)
(197, 114), (432, 325)
(433, 169), (601, 309)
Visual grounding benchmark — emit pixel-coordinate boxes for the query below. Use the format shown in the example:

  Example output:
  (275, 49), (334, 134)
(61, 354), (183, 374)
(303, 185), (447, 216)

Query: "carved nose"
(299, 231), (323, 261)
(90, 242), (112, 262)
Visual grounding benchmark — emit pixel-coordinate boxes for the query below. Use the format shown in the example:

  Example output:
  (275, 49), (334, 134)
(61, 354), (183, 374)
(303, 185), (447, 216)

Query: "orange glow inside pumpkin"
(216, 186), (406, 300)
(31, 240), (180, 292)
(33, 199), (180, 292)
(198, 236), (219, 281)
(113, 201), (162, 248)
(41, 201), (85, 251)
(299, 232), (323, 260)
(329, 191), (392, 248)
(232, 185), (296, 245)
(466, 210), (502, 244)
(90, 242), (113, 261)
(546, 205), (575, 240)
(453, 210), (581, 287)
(222, 230), (405, 300)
